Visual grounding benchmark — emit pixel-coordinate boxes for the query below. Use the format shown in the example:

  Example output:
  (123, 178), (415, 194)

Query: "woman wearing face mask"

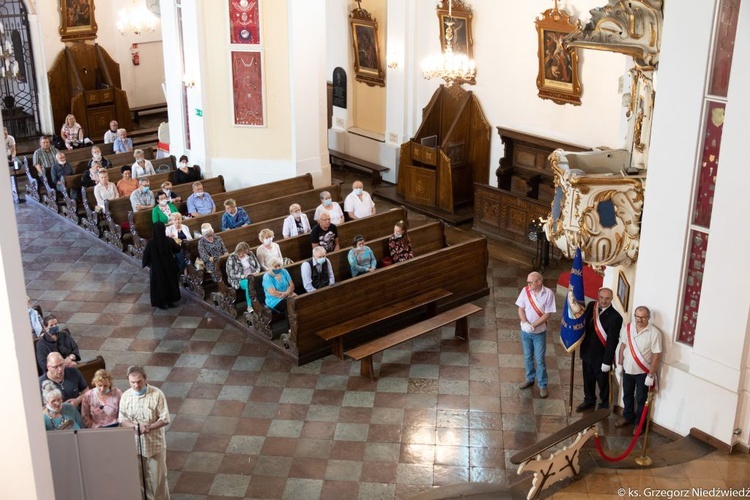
(160, 181), (182, 204)
(152, 191), (179, 224)
(226, 241), (261, 305)
(173, 154), (203, 185)
(256, 228), (283, 271)
(197, 223), (228, 278)
(262, 256), (295, 316)
(282, 203), (311, 238)
(388, 220), (414, 263)
(81, 369), (122, 428)
(165, 212), (193, 273)
(313, 190), (344, 225)
(87, 145), (112, 169)
(42, 380), (85, 431)
(347, 235), (377, 277)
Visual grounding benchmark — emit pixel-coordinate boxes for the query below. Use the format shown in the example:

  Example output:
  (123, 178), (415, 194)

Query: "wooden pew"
(238, 219), (443, 330)
(127, 174), (315, 255)
(283, 232), (489, 364)
(70, 145), (154, 174)
(76, 355), (107, 388)
(56, 142), (116, 166)
(102, 175), (226, 252)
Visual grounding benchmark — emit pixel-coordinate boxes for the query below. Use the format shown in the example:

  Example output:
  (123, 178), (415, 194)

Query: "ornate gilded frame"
(535, 7), (581, 105)
(436, 0), (475, 85)
(59, 0), (98, 42)
(349, 6), (385, 87)
(617, 271), (630, 311)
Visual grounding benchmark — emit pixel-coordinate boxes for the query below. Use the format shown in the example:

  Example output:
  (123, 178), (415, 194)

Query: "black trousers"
(582, 359), (610, 409)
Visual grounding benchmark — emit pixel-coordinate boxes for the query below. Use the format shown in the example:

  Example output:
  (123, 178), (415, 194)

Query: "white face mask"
(93, 153), (102, 160)
(163, 189), (171, 196)
(263, 237), (273, 245)
(159, 199), (168, 206)
(180, 162), (188, 168)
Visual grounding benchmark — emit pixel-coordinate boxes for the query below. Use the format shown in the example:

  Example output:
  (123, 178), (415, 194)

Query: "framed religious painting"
(231, 50), (265, 127)
(436, 0), (475, 84)
(349, 6), (385, 87)
(617, 271), (630, 312)
(229, 0), (261, 45)
(59, 0), (98, 41)
(535, 7), (582, 105)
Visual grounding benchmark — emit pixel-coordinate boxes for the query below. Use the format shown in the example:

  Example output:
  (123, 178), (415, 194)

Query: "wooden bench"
(345, 302), (482, 380)
(131, 104), (167, 123)
(329, 149), (390, 187)
(76, 355), (107, 388)
(55, 142), (116, 166)
(70, 145), (154, 173)
(319, 288), (452, 359)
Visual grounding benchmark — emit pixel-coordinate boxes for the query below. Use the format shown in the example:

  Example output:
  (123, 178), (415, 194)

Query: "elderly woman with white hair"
(313, 190), (344, 225)
(42, 380), (85, 431)
(282, 203), (312, 238)
(256, 228), (283, 271)
(197, 223), (228, 278)
(262, 256), (295, 315)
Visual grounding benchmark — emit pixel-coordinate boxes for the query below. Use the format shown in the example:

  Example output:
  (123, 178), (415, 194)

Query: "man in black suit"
(576, 287), (623, 411)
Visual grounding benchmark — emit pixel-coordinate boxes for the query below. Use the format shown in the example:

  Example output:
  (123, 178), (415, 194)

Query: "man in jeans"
(515, 272), (556, 398)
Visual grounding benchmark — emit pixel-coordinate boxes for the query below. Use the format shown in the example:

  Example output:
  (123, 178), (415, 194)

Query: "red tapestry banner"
(229, 0), (260, 45)
(231, 51), (264, 126)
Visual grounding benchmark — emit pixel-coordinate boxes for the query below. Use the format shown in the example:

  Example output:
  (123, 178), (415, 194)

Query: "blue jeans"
(521, 330), (548, 388)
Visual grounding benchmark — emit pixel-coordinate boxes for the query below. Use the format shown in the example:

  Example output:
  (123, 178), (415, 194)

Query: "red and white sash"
(593, 308), (607, 347)
(525, 286), (544, 318)
(626, 324), (651, 373)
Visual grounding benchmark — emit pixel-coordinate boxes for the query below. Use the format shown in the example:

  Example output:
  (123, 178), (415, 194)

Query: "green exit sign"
(195, 108), (203, 117)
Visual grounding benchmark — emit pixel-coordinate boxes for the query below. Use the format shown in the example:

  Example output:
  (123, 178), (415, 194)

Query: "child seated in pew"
(226, 242), (261, 304)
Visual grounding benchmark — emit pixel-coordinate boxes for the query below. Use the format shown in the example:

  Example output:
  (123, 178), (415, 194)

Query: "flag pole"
(568, 349), (576, 416)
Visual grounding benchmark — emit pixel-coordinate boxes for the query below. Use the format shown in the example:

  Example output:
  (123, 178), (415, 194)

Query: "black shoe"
(575, 401), (596, 412)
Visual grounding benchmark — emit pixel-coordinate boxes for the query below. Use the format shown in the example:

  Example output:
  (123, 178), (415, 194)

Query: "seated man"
(301, 246), (335, 293)
(81, 161), (100, 188)
(310, 213), (340, 253)
(103, 120), (119, 144)
(117, 165), (139, 198)
(221, 198), (251, 231)
(187, 181), (216, 217)
(35, 315), (81, 372)
(344, 180), (376, 220)
(113, 128), (133, 154)
(130, 177), (155, 212)
(87, 145), (112, 169)
(131, 149), (156, 179)
(51, 151), (75, 198)
(33, 135), (59, 180)
(38, 352), (89, 407)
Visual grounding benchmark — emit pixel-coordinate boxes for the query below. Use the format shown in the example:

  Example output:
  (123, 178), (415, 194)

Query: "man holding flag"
(576, 288), (623, 411)
(516, 272), (556, 398)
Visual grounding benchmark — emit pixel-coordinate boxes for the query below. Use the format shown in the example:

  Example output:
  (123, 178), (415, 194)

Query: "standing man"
(119, 365), (170, 500)
(616, 306), (662, 429)
(516, 272), (556, 398)
(344, 180), (376, 220)
(38, 352), (88, 407)
(576, 287), (623, 411)
(33, 135), (59, 180)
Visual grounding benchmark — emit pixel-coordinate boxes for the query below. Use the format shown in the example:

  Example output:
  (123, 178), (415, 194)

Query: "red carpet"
(557, 265), (603, 300)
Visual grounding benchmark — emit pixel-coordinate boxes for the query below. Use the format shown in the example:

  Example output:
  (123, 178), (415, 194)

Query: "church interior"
(2, 0), (750, 499)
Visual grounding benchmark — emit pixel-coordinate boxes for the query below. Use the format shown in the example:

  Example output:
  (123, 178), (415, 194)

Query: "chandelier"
(116, 0), (158, 36)
(0, 22), (19, 80)
(421, 0), (476, 87)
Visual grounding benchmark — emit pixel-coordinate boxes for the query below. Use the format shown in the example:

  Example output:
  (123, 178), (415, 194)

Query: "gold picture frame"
(349, 7), (385, 87)
(535, 7), (581, 106)
(436, 0), (475, 85)
(59, 0), (98, 42)
(617, 271), (630, 312)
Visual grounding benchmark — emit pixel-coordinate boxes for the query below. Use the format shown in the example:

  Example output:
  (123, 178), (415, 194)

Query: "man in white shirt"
(103, 120), (119, 144)
(343, 180), (376, 220)
(301, 246), (335, 292)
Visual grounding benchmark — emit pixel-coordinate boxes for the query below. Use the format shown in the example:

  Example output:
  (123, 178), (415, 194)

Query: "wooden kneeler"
(345, 303), (482, 381)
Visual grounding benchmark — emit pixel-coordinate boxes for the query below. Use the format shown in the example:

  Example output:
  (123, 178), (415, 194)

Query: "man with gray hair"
(119, 365), (170, 500)
(301, 246), (335, 292)
(515, 271), (556, 398)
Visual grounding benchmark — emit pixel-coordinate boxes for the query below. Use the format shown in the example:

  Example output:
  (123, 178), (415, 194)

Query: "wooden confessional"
(397, 85), (490, 213)
(47, 43), (134, 140)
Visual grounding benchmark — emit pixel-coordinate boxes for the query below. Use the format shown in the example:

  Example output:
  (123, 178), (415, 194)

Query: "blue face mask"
(49, 325), (60, 335)
(143, 187), (150, 193)
(323, 199), (332, 207)
(354, 188), (363, 196)
(134, 386), (147, 396)
(272, 268), (282, 274)
(316, 257), (326, 265)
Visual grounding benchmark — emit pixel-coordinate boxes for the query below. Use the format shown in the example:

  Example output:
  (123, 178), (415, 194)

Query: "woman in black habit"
(142, 221), (181, 309)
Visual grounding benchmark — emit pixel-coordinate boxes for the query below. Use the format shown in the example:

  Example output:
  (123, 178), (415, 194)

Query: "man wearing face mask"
(87, 145), (112, 169)
(119, 365), (171, 500)
(51, 151), (75, 198)
(35, 315), (81, 372)
(187, 181), (216, 217)
(173, 154), (202, 185)
(344, 180), (376, 220)
(301, 246), (335, 293)
(131, 178), (155, 211)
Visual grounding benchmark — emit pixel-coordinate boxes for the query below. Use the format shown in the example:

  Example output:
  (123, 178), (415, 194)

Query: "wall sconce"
(182, 75), (196, 88)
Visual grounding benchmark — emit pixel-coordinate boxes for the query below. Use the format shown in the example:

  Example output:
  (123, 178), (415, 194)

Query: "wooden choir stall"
(394, 85), (491, 216)
(47, 43), (134, 141)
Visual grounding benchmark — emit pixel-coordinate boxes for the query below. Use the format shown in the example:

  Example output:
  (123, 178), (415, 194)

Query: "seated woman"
(226, 241), (261, 304)
(60, 114), (88, 150)
(81, 369), (122, 428)
(81, 161), (100, 188)
(197, 223), (228, 279)
(116, 165), (139, 197)
(87, 145), (112, 169)
(132, 149), (156, 179)
(388, 220), (414, 263)
(94, 170), (120, 211)
(173, 154), (202, 185)
(165, 212), (193, 272)
(152, 191), (179, 224)
(41, 380), (85, 431)
(313, 190), (345, 225)
(262, 256), (295, 315)
(282, 203), (311, 238)
(347, 235), (377, 277)
(222, 198), (251, 231)
(161, 180), (181, 204)
(256, 228), (283, 271)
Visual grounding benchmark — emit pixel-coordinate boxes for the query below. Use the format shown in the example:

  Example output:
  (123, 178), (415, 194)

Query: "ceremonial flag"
(560, 247), (586, 352)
